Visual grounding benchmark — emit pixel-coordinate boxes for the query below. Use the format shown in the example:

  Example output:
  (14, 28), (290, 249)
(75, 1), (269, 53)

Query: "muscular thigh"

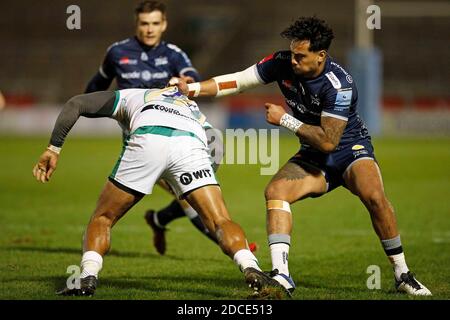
(185, 185), (229, 231)
(343, 159), (384, 198)
(94, 180), (143, 225)
(266, 161), (327, 203)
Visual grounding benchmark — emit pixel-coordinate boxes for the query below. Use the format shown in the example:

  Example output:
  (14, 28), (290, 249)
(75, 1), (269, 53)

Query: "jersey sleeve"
(168, 44), (201, 81)
(85, 46), (117, 93)
(99, 46), (116, 80)
(321, 75), (353, 121)
(49, 91), (117, 148)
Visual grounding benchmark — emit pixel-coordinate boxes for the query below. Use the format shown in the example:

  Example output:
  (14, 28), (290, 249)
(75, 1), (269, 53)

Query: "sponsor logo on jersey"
(142, 104), (182, 116)
(336, 88), (352, 105)
(151, 71), (169, 79)
(180, 173), (193, 185)
(121, 71), (140, 79)
(286, 99), (320, 117)
(141, 70), (152, 81)
(141, 52), (148, 61)
(275, 52), (290, 60)
(352, 144), (365, 150)
(330, 62), (353, 84)
(130, 71), (169, 82)
(281, 80), (298, 93)
(325, 71), (342, 89)
(180, 169), (212, 185)
(353, 149), (369, 158)
(346, 75), (353, 83)
(119, 57), (138, 65)
(311, 95), (320, 106)
(258, 53), (274, 65)
(155, 56), (168, 66)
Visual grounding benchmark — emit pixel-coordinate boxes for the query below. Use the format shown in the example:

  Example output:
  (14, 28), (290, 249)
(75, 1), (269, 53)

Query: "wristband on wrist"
(47, 145), (61, 155)
(187, 82), (201, 97)
(280, 113), (303, 134)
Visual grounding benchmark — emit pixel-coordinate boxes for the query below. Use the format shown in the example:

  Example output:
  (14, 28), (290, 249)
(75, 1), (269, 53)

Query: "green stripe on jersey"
(109, 137), (129, 179)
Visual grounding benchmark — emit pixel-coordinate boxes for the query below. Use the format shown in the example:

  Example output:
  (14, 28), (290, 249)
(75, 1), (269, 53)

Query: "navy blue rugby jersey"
(97, 37), (200, 89)
(256, 51), (370, 149)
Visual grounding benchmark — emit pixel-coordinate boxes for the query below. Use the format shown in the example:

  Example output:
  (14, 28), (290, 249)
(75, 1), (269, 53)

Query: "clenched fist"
(265, 103), (287, 126)
(168, 76), (190, 95)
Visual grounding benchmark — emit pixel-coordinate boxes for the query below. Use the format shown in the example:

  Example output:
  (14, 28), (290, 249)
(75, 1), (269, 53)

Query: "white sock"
(233, 249), (261, 272)
(80, 251), (103, 279)
(389, 252), (409, 280)
(183, 205), (199, 219)
(270, 243), (290, 276)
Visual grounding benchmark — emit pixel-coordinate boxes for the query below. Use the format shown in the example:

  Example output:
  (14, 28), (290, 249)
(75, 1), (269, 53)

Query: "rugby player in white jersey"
(32, 87), (279, 296)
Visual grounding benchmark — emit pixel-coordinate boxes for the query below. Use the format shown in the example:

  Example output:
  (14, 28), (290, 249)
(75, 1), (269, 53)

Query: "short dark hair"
(135, 1), (166, 16)
(281, 16), (334, 51)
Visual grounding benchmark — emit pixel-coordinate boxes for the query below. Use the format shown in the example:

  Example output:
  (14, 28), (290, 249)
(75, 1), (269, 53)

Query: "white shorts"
(109, 126), (218, 198)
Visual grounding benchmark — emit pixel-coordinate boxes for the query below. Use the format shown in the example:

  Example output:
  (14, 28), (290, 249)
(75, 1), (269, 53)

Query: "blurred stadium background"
(0, 0), (449, 300)
(0, 0), (449, 134)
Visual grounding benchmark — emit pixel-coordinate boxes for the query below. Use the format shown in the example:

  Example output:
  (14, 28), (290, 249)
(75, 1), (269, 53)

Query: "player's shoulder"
(258, 50), (291, 65)
(164, 42), (188, 55)
(106, 37), (134, 53)
(323, 59), (354, 90)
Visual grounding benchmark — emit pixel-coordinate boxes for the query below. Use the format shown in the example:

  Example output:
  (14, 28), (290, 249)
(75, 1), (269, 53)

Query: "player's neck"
(310, 57), (327, 78)
(134, 36), (161, 50)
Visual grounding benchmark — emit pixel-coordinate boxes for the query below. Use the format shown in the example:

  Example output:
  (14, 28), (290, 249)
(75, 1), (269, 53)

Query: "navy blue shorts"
(289, 138), (377, 193)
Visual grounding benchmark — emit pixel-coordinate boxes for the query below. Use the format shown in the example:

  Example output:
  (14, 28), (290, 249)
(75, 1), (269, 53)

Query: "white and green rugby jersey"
(112, 87), (210, 145)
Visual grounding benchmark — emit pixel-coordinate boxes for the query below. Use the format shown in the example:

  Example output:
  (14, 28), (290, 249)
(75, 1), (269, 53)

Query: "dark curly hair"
(281, 16), (334, 51)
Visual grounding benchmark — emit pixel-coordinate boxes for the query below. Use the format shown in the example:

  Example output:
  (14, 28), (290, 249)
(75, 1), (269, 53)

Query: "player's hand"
(168, 77), (189, 95)
(32, 149), (59, 183)
(265, 103), (287, 126)
(180, 75), (195, 84)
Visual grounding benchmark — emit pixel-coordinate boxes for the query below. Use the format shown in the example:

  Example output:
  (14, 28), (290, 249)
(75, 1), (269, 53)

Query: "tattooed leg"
(263, 160), (327, 235)
(263, 160), (327, 283)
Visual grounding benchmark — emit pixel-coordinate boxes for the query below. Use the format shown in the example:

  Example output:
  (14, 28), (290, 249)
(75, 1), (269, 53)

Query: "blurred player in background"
(85, 1), (253, 256)
(32, 87), (273, 296)
(173, 16), (431, 297)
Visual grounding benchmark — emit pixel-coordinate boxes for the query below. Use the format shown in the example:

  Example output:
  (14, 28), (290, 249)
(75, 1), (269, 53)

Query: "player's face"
(290, 40), (326, 78)
(136, 11), (167, 47)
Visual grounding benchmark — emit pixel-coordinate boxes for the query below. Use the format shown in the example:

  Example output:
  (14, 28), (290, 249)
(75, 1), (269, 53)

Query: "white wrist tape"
(187, 82), (201, 97)
(47, 145), (61, 154)
(280, 113), (303, 134)
(213, 65), (262, 97)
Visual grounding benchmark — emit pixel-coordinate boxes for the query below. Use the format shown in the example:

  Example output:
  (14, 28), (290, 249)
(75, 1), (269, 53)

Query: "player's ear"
(161, 16), (168, 32)
(317, 50), (326, 63)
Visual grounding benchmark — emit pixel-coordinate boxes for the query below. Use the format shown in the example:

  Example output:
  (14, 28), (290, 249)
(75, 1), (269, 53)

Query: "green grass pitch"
(0, 135), (449, 300)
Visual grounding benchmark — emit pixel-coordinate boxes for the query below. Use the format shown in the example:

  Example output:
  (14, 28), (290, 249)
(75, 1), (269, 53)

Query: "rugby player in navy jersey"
(173, 17), (431, 297)
(84, 1), (258, 256)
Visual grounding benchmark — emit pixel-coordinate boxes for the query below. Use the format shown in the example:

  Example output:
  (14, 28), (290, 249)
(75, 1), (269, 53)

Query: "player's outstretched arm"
(173, 65), (263, 98)
(265, 103), (347, 153)
(32, 91), (116, 183)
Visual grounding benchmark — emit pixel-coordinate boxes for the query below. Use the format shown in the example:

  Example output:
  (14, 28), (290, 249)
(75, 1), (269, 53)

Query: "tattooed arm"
(265, 103), (347, 153)
(296, 116), (347, 153)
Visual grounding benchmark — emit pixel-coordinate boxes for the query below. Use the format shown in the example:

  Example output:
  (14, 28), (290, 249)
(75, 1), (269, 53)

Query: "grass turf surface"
(0, 135), (449, 300)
